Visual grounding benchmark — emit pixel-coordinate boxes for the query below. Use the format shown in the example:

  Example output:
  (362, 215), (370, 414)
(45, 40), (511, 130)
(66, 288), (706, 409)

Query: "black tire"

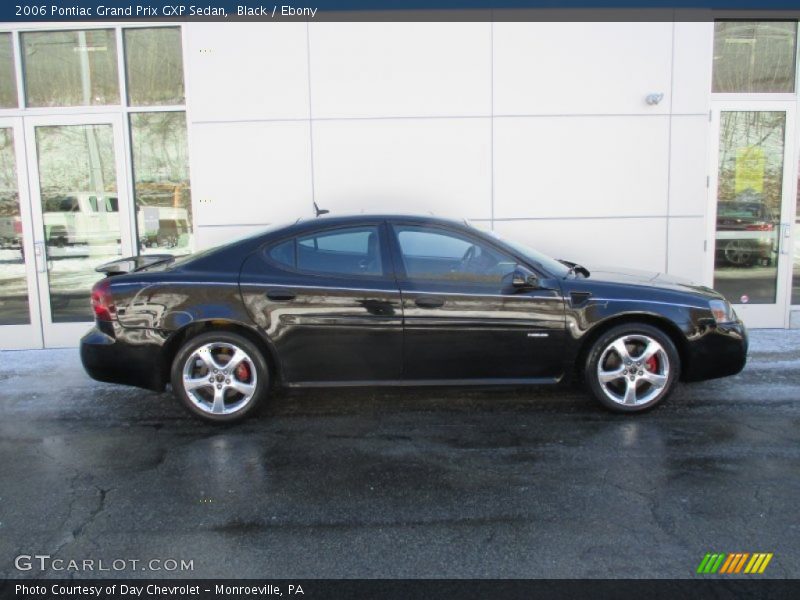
(170, 331), (269, 423)
(584, 323), (680, 414)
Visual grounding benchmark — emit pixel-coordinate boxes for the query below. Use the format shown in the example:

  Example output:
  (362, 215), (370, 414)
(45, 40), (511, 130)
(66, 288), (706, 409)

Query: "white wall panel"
(185, 23), (309, 122)
(668, 115), (709, 217)
(493, 116), (669, 219)
(312, 118), (492, 219)
(195, 225), (272, 250)
(493, 22), (673, 115)
(190, 121), (313, 228)
(671, 21), (714, 115)
(309, 22), (492, 118)
(666, 217), (707, 283)
(494, 217), (667, 273)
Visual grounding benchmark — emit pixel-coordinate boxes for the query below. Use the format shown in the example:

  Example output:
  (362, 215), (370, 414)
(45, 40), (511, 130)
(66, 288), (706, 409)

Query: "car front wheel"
(171, 331), (268, 423)
(584, 323), (680, 413)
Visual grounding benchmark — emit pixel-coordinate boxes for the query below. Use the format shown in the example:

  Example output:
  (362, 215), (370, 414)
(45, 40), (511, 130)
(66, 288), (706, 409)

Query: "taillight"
(744, 223), (773, 231)
(91, 278), (116, 322)
(13, 220), (22, 234)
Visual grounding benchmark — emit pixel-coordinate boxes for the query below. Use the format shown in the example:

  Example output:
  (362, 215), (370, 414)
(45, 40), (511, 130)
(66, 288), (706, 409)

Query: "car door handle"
(414, 296), (445, 309)
(266, 288), (297, 301)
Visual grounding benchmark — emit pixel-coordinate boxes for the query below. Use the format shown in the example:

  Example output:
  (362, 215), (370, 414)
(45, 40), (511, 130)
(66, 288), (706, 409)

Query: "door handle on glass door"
(780, 223), (791, 255)
(33, 241), (46, 273)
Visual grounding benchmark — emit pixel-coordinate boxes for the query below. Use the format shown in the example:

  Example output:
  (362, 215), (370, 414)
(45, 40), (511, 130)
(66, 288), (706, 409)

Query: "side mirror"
(511, 267), (539, 290)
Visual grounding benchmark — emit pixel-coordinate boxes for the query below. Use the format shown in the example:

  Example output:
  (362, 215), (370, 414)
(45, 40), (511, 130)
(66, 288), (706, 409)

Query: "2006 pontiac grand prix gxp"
(81, 214), (747, 423)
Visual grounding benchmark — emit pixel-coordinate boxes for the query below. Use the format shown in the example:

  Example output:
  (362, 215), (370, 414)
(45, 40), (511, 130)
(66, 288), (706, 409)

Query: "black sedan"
(81, 214), (748, 423)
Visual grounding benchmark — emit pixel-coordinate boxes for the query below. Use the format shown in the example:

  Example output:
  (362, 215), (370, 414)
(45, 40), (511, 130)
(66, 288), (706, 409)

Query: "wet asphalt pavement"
(1, 330), (799, 579)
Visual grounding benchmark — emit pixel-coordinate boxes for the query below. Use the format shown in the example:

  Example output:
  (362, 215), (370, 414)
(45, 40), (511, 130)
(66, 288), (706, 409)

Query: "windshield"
(484, 229), (572, 278)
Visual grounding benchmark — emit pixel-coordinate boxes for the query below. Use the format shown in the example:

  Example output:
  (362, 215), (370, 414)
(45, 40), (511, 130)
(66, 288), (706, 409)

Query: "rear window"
(266, 226), (384, 277)
(44, 196), (79, 212)
(718, 203), (766, 218)
(268, 239), (295, 268)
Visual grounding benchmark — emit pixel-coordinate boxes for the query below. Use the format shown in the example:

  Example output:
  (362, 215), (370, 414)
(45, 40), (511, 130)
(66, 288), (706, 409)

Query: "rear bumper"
(682, 321), (748, 382)
(80, 326), (165, 391)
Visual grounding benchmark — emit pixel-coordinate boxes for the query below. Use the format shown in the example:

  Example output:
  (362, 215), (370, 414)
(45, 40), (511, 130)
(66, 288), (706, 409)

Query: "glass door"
(25, 114), (134, 347)
(709, 104), (796, 328)
(0, 117), (43, 349)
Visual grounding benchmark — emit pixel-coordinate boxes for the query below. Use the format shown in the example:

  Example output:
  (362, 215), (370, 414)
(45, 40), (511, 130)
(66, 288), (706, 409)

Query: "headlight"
(709, 299), (735, 324)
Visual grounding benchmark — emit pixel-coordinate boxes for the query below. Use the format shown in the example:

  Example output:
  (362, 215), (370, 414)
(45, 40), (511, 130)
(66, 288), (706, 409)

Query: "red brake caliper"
(235, 362), (250, 382)
(645, 355), (658, 373)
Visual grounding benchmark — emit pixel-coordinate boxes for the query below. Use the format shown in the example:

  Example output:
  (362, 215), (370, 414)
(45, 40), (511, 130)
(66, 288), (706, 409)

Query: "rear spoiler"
(95, 254), (175, 276)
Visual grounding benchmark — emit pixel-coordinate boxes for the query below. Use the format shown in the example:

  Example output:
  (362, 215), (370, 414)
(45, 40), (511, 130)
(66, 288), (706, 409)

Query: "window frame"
(20, 28), (123, 109)
(262, 221), (396, 282)
(711, 20), (799, 96)
(0, 23), (187, 115)
(122, 26), (185, 108)
(0, 23), (192, 258)
(0, 32), (18, 109)
(387, 221), (545, 288)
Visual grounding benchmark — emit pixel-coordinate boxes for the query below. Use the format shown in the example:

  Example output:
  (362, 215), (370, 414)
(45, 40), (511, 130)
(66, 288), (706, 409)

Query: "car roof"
(294, 213), (471, 229)
(166, 213), (482, 275)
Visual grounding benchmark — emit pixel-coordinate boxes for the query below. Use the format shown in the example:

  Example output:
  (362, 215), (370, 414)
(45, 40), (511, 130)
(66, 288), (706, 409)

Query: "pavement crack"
(72, 485), (111, 540)
(48, 485), (114, 565)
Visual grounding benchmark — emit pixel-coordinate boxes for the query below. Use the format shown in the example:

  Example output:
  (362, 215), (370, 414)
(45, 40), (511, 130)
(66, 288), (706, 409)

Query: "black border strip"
(4, 3), (800, 23)
(3, 579), (800, 600)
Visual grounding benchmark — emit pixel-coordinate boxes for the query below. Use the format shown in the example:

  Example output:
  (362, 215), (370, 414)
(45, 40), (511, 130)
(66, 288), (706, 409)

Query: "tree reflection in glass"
(130, 112), (193, 255)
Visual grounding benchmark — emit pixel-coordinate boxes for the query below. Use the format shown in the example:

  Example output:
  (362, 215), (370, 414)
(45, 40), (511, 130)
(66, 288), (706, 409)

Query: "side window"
(395, 226), (518, 285)
(267, 225), (383, 277)
(268, 239), (295, 269)
(59, 196), (79, 212)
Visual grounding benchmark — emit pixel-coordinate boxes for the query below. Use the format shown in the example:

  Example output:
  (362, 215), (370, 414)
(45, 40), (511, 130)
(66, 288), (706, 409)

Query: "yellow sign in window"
(735, 146), (765, 194)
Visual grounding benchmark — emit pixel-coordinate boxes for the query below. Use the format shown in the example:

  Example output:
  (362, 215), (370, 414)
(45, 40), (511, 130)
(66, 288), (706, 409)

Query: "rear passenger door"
(239, 221), (404, 384)
(389, 222), (566, 381)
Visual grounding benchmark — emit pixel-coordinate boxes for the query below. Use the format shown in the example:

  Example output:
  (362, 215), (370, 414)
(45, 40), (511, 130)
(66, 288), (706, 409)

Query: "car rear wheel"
(584, 323), (680, 413)
(723, 240), (755, 266)
(171, 331), (268, 423)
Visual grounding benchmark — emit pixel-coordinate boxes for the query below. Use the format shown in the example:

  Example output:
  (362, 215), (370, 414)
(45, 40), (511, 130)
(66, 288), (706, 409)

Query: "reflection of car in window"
(40, 191), (190, 251)
(43, 193), (120, 248)
(715, 201), (778, 267)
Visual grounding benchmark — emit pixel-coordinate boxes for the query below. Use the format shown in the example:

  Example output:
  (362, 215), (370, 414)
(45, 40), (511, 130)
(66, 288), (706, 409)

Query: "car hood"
(576, 264), (722, 299)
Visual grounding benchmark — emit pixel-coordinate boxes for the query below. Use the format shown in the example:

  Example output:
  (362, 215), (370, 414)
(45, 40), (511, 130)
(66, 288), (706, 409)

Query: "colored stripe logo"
(697, 552), (773, 574)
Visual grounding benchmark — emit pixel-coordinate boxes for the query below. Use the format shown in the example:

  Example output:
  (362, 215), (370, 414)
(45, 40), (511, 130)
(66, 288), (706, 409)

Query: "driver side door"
(389, 223), (567, 382)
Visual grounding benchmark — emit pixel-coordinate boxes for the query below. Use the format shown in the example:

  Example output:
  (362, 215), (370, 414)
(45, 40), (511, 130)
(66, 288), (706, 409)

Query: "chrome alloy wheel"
(181, 342), (258, 416)
(724, 240), (754, 266)
(596, 334), (669, 407)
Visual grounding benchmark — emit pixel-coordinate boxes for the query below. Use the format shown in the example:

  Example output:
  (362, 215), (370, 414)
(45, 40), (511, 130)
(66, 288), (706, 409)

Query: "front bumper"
(80, 326), (166, 391)
(682, 320), (748, 382)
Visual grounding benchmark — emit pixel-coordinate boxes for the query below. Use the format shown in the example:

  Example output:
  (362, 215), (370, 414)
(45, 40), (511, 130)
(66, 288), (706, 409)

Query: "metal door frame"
(23, 112), (135, 348)
(707, 101), (797, 329)
(0, 115), (42, 349)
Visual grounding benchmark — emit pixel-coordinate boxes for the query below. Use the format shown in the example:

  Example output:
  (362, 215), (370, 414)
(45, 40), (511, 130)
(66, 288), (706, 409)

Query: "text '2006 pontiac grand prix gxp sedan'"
(81, 214), (747, 423)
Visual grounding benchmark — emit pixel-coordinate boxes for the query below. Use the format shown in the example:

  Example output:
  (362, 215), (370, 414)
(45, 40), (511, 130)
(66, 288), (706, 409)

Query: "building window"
(0, 128), (28, 325)
(713, 111), (785, 305)
(21, 29), (120, 107)
(130, 112), (192, 254)
(793, 161), (800, 305)
(0, 33), (18, 108)
(124, 27), (185, 106)
(713, 21), (798, 93)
